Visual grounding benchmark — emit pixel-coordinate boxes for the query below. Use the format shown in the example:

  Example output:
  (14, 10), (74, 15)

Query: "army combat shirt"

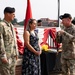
(56, 24), (75, 59)
(0, 20), (18, 59)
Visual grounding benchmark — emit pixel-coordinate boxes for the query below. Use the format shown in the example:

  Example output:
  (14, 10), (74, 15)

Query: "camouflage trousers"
(0, 58), (16, 75)
(61, 58), (75, 75)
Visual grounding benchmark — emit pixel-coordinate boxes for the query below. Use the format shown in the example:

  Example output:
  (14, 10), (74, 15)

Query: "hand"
(58, 30), (64, 35)
(40, 50), (42, 54)
(1, 58), (8, 64)
(35, 51), (41, 56)
(15, 55), (18, 60)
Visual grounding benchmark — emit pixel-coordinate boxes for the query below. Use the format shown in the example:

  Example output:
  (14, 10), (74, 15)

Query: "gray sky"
(0, 0), (75, 22)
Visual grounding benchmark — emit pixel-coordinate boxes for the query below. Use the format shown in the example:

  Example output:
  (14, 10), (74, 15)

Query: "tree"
(0, 18), (1, 22)
(11, 18), (18, 25)
(17, 19), (24, 25)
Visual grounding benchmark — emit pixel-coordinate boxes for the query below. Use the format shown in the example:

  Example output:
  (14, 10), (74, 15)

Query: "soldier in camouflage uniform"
(0, 7), (18, 75)
(56, 13), (75, 75)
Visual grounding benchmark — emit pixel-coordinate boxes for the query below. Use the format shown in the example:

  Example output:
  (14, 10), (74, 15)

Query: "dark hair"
(37, 19), (42, 23)
(28, 18), (36, 24)
(4, 7), (15, 14)
(72, 19), (75, 25)
(26, 18), (36, 31)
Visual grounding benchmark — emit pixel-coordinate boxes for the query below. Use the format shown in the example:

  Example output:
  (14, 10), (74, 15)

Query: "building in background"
(38, 18), (58, 27)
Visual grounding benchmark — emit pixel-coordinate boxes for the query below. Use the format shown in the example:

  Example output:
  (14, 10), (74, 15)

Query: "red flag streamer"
(23, 0), (33, 54)
(41, 28), (60, 49)
(14, 28), (24, 54)
(24, 0), (32, 29)
(49, 28), (61, 48)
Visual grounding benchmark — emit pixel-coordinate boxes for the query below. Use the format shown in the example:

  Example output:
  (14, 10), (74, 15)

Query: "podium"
(40, 50), (62, 75)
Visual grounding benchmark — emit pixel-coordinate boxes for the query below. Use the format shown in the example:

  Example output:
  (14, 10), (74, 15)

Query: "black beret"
(4, 7), (15, 14)
(59, 13), (72, 19)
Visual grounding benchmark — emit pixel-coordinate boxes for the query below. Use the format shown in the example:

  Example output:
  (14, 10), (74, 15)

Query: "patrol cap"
(59, 13), (72, 19)
(4, 7), (15, 14)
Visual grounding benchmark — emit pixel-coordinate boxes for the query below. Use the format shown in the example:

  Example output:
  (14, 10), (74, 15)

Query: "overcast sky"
(0, 0), (75, 22)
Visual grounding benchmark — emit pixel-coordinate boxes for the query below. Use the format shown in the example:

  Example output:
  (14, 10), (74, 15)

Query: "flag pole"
(57, 0), (60, 51)
(58, 0), (60, 27)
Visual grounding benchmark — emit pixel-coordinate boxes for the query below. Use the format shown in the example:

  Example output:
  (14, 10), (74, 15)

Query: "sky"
(0, 0), (75, 22)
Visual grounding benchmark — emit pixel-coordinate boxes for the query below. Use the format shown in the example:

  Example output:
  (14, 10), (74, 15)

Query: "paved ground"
(16, 58), (63, 75)
(49, 72), (63, 75)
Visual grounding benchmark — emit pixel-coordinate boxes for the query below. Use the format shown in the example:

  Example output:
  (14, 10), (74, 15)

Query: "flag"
(24, 0), (32, 29)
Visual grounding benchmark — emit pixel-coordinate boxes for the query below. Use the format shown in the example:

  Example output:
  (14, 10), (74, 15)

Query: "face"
(5, 12), (15, 21)
(9, 13), (15, 21)
(30, 20), (37, 30)
(61, 18), (71, 27)
(38, 22), (42, 26)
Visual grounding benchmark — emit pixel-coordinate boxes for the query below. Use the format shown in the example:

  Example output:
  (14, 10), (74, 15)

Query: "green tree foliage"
(17, 19), (24, 26)
(0, 18), (2, 22)
(11, 18), (18, 25)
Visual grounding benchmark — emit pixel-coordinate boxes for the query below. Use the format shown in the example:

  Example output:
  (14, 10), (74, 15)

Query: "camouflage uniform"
(56, 24), (75, 75)
(0, 20), (18, 75)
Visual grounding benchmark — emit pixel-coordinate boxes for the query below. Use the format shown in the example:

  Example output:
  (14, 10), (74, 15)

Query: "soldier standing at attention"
(0, 7), (18, 75)
(56, 13), (75, 75)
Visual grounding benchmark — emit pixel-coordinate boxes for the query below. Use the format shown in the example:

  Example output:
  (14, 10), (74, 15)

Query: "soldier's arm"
(55, 32), (62, 43)
(57, 29), (75, 42)
(0, 23), (7, 60)
(63, 30), (75, 42)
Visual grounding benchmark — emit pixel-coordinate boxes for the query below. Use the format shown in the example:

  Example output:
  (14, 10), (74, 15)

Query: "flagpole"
(57, 0), (60, 51)
(58, 0), (60, 27)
